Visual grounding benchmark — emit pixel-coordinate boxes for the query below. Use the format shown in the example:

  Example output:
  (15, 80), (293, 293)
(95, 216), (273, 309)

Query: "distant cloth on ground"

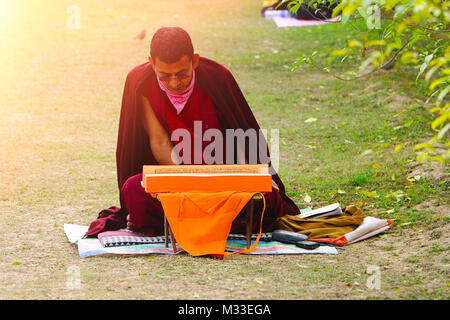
(261, 0), (339, 20)
(271, 15), (341, 28)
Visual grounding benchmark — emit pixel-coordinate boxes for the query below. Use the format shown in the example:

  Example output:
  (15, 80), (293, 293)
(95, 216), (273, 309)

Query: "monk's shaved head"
(150, 27), (194, 64)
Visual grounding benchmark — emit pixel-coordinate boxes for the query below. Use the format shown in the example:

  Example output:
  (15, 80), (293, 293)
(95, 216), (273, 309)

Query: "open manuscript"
(142, 164), (272, 193)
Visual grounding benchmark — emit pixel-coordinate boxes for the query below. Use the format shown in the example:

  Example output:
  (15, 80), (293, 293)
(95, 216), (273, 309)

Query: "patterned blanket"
(64, 224), (339, 258)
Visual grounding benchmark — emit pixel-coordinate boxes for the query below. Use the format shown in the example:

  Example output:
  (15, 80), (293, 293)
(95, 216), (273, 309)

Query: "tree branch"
(303, 35), (412, 81)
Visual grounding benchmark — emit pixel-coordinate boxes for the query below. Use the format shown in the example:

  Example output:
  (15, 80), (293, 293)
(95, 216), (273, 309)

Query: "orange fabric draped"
(157, 191), (266, 257)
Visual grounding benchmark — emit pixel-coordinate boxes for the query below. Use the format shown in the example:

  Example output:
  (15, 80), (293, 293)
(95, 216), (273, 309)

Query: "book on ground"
(297, 202), (342, 219)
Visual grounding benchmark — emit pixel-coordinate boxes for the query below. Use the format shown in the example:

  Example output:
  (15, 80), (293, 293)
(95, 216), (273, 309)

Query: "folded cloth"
(277, 205), (392, 246)
(276, 205), (365, 239)
(158, 191), (265, 257)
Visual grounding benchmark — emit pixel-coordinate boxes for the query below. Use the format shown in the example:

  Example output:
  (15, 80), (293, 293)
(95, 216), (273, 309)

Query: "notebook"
(98, 229), (273, 248)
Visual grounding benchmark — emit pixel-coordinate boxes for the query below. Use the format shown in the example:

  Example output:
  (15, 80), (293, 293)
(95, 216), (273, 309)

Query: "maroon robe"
(142, 77), (225, 165)
(84, 57), (299, 238)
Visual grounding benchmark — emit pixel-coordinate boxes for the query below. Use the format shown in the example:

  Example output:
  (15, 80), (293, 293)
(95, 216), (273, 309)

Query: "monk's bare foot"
(126, 214), (139, 232)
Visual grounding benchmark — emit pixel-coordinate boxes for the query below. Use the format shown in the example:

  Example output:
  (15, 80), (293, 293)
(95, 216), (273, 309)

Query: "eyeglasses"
(157, 73), (191, 82)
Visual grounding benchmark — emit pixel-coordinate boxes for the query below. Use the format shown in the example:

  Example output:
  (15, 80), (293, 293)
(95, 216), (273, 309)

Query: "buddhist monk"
(84, 27), (299, 239)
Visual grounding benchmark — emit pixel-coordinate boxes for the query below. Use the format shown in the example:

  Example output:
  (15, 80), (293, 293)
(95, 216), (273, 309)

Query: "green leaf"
(436, 85), (450, 105)
(359, 190), (377, 198)
(332, 49), (348, 56)
(348, 39), (362, 48)
(441, 68), (450, 75)
(416, 53), (434, 82)
(429, 76), (448, 91)
(400, 52), (418, 64)
(303, 194), (312, 203)
(394, 144), (403, 153)
(437, 123), (450, 140)
(332, 1), (346, 17)
(431, 114), (448, 130)
(413, 142), (431, 151)
(429, 107), (442, 113)
(304, 117), (317, 123)
(288, 3), (300, 14)
(366, 40), (386, 47)
(431, 155), (445, 164)
(360, 149), (373, 157)
(425, 66), (438, 82)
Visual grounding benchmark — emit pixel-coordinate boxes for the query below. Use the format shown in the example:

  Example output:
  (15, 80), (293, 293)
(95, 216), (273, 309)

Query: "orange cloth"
(157, 191), (266, 257)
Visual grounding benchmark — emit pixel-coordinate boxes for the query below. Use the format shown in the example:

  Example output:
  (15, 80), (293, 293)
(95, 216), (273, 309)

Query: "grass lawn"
(0, 0), (448, 299)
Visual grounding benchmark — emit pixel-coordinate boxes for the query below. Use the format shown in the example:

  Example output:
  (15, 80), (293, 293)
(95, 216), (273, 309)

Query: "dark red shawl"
(84, 57), (299, 238)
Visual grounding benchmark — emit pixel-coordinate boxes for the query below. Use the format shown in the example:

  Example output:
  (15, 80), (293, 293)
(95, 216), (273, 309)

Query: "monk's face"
(150, 54), (199, 94)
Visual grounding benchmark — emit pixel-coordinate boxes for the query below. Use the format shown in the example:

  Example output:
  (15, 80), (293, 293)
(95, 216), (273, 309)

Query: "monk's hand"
(272, 180), (279, 191)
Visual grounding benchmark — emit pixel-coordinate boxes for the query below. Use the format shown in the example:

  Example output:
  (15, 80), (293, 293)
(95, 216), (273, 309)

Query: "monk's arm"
(139, 94), (179, 165)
